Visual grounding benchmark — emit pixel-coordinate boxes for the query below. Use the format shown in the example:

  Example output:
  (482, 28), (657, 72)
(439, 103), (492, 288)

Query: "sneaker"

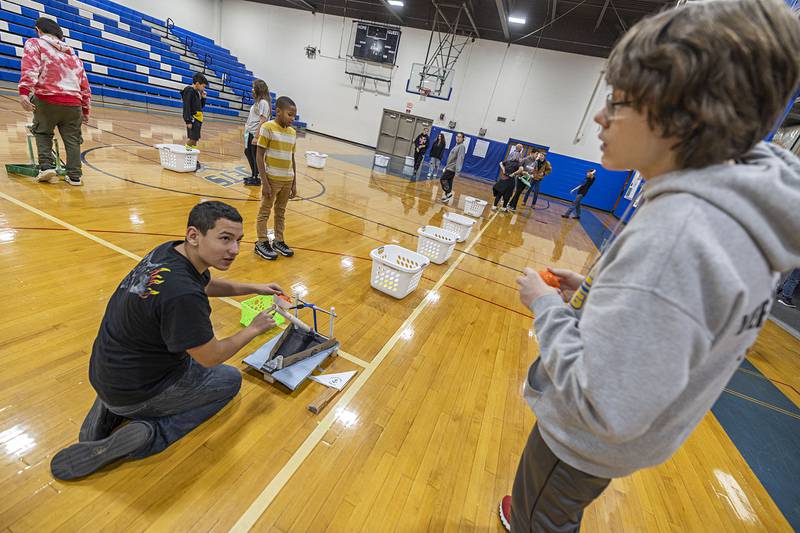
(501, 206), (508, 212)
(273, 240), (294, 257)
(498, 495), (512, 531)
(561, 213), (570, 218)
(778, 296), (796, 308)
(442, 192), (454, 202)
(50, 421), (153, 481)
(243, 177), (259, 186)
(255, 240), (278, 260)
(573, 216), (581, 220)
(79, 397), (127, 442)
(491, 205), (498, 212)
(64, 175), (82, 186)
(36, 168), (58, 183)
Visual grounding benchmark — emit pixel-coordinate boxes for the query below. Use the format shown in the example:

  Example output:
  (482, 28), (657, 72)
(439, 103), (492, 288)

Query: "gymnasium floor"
(0, 98), (799, 532)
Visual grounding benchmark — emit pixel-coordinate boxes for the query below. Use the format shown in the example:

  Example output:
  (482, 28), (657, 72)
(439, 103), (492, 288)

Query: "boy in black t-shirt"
(51, 201), (285, 480)
(181, 73), (207, 170)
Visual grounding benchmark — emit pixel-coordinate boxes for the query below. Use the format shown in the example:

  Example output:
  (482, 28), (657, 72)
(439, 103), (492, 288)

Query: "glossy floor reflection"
(0, 97), (798, 532)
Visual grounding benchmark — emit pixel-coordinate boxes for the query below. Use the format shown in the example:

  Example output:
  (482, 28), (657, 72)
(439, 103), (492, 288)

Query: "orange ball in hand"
(538, 270), (561, 289)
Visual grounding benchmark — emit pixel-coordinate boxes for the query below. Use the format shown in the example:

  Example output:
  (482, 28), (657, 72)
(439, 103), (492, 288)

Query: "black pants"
(493, 178), (515, 207)
(511, 424), (610, 532)
(245, 132), (258, 177)
(414, 150), (425, 173)
(441, 169), (455, 194)
(509, 178), (527, 210)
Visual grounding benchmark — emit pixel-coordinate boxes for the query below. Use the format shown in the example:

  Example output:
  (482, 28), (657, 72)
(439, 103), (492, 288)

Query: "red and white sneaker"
(499, 495), (512, 531)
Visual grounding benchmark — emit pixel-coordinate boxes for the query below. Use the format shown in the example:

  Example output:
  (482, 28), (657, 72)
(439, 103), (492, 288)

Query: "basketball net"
(419, 87), (431, 101)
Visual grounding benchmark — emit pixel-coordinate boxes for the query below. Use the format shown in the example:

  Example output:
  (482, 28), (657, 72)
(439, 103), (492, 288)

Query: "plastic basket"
(463, 195), (488, 218)
(370, 244), (430, 299)
(374, 154), (389, 167)
(155, 144), (199, 173)
(416, 226), (459, 264)
(442, 212), (477, 242)
(305, 151), (328, 169)
(404, 155), (414, 167)
(240, 295), (286, 328)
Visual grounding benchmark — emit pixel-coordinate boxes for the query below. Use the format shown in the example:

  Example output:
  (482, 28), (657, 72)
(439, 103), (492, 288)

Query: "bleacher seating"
(0, 0), (307, 128)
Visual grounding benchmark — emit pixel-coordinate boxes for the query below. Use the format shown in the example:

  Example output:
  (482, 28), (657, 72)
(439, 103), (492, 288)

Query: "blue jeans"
(781, 268), (800, 299)
(564, 194), (585, 218)
(523, 181), (542, 206)
(107, 359), (242, 459)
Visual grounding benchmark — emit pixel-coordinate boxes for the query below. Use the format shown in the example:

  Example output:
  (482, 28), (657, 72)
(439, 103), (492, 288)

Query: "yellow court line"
(337, 350), (370, 369)
(230, 212), (498, 532)
(0, 190), (243, 311)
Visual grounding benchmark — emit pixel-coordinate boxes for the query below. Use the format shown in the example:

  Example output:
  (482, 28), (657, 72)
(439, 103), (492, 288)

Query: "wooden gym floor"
(0, 96), (799, 532)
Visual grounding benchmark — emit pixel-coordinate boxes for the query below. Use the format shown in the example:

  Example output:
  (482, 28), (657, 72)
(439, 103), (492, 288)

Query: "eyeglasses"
(604, 93), (634, 117)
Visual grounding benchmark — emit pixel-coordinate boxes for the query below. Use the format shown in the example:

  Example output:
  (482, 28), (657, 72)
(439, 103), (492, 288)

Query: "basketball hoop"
(419, 87), (432, 101)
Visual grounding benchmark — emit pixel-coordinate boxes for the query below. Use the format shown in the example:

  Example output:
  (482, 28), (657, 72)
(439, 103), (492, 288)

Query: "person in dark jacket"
(428, 133), (446, 178)
(413, 127), (430, 176)
(182, 73), (207, 170)
(563, 169), (596, 219)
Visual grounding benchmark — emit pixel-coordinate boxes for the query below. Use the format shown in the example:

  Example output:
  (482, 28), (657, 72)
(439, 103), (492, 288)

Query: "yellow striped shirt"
(257, 120), (296, 181)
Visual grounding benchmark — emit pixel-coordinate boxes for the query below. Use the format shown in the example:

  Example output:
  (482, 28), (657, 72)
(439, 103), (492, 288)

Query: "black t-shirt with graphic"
(89, 241), (214, 406)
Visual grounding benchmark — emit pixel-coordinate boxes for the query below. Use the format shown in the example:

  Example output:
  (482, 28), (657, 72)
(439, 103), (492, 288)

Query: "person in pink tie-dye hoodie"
(19, 17), (91, 186)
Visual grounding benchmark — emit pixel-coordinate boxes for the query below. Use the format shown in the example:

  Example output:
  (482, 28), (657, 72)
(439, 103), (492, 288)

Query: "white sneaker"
(64, 175), (83, 186)
(442, 192), (453, 202)
(491, 205), (498, 212)
(501, 206), (508, 212)
(36, 169), (58, 183)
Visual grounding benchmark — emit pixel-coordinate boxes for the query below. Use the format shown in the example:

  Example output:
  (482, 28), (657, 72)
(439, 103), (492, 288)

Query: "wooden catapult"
(243, 294), (339, 391)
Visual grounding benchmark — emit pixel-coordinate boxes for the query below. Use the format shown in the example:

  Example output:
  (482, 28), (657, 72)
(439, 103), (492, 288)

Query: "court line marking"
(230, 212), (498, 532)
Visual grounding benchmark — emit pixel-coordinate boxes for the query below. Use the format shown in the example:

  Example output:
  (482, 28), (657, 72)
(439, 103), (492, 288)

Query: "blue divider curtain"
(425, 127), (631, 213)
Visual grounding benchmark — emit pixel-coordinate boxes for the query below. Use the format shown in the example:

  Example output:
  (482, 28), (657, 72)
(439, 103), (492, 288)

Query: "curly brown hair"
(606, 0), (800, 169)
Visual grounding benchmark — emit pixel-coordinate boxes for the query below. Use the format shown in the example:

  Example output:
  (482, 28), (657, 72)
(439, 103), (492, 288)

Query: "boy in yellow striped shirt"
(254, 96), (298, 260)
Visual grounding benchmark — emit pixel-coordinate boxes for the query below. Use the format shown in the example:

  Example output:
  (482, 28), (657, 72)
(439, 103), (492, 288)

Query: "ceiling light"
(388, 0), (404, 6)
(508, 16), (526, 24)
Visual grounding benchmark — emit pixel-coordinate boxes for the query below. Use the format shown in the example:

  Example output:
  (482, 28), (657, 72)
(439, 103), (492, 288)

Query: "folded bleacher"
(0, 0), (307, 128)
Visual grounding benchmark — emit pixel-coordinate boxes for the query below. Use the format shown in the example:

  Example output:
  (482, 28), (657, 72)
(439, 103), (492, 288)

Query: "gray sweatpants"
(511, 424), (611, 532)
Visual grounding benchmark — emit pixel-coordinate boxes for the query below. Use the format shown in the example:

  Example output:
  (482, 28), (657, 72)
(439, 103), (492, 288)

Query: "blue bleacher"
(0, 0), (306, 127)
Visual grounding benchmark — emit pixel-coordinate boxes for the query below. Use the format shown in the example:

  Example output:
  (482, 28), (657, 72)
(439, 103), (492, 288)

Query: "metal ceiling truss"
(418, 2), (476, 93)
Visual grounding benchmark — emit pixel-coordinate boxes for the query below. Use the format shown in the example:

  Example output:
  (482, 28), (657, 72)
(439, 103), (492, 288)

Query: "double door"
(377, 110), (433, 157)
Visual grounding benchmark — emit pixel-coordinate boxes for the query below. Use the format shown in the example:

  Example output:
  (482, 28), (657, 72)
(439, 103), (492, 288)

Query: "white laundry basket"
(416, 226), (459, 264)
(404, 155), (414, 166)
(155, 144), (199, 173)
(305, 151), (328, 169)
(442, 212), (477, 242)
(374, 154), (390, 167)
(463, 195), (488, 218)
(370, 245), (430, 299)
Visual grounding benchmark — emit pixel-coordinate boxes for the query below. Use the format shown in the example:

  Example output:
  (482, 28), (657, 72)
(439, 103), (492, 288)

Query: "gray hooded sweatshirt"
(525, 142), (800, 478)
(445, 141), (466, 173)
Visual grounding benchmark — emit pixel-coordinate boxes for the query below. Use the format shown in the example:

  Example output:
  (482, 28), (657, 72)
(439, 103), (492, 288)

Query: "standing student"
(498, 1), (800, 531)
(254, 96), (298, 261)
(492, 157), (522, 212)
(243, 79), (271, 186)
(428, 133), (446, 178)
(508, 143), (524, 162)
(18, 17), (90, 186)
(413, 126), (430, 177)
(523, 152), (552, 208)
(562, 169), (596, 220)
(182, 73), (207, 171)
(440, 132), (466, 202)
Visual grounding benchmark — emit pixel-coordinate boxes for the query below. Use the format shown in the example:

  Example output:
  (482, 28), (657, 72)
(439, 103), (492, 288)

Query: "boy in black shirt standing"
(181, 73), (207, 170)
(51, 201), (284, 480)
(562, 168), (596, 220)
(413, 127), (430, 177)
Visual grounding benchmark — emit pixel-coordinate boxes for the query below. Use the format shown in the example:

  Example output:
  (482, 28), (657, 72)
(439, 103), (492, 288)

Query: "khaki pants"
(256, 178), (293, 241)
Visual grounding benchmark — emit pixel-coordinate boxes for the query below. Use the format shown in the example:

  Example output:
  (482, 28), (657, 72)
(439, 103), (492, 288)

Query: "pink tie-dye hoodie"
(18, 34), (91, 116)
